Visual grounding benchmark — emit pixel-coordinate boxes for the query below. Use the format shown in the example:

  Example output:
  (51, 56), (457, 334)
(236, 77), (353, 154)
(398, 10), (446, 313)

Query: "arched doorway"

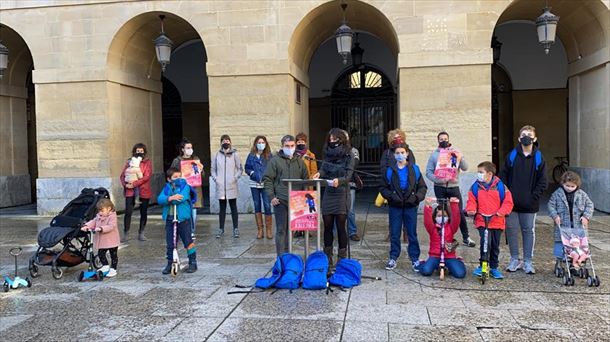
(107, 12), (210, 208)
(289, 0), (399, 178)
(0, 24), (36, 208)
(493, 0), (609, 211)
(331, 64), (396, 165)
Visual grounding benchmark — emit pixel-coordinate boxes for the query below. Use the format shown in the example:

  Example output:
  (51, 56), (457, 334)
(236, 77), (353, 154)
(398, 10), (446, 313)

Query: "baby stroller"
(554, 225), (600, 287)
(29, 187), (109, 279)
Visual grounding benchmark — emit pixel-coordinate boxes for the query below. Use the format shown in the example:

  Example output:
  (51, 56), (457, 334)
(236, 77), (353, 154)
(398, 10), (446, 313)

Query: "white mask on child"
(476, 172), (486, 182)
(435, 217), (448, 225)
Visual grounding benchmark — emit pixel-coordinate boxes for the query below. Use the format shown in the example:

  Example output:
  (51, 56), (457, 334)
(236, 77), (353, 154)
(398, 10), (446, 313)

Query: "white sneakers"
(99, 265), (117, 277)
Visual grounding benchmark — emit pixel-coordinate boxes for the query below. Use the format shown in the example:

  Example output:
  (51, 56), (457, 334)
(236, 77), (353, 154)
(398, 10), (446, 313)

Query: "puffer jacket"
(465, 176), (514, 230)
(548, 188), (594, 241)
(211, 148), (243, 200)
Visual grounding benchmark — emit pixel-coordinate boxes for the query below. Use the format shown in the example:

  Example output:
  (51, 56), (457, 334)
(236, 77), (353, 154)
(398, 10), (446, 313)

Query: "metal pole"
(316, 181), (321, 251)
(304, 227), (309, 259)
(288, 181), (293, 254)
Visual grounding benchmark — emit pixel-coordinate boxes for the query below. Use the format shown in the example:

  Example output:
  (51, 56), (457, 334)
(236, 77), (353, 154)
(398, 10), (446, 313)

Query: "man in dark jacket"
(263, 135), (309, 256)
(500, 125), (547, 274)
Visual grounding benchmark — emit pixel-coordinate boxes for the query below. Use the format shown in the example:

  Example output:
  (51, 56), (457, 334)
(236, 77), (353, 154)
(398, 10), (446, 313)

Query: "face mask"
(563, 185), (577, 193)
(520, 136), (533, 146)
(435, 217), (448, 225)
(394, 154), (407, 162)
(134, 152), (144, 159)
(439, 141), (449, 148)
(296, 144), (307, 151)
(170, 178), (185, 187)
(222, 143), (230, 150)
(328, 141), (340, 149)
(283, 147), (295, 157)
(184, 148), (193, 157)
(256, 143), (266, 151)
(477, 172), (487, 182)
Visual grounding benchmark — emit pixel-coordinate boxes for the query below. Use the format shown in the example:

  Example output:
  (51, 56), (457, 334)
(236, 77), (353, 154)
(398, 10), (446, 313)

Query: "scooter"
(3, 247), (32, 292)
(436, 198), (449, 280)
(478, 213), (494, 285)
(78, 229), (105, 282)
(171, 204), (180, 277)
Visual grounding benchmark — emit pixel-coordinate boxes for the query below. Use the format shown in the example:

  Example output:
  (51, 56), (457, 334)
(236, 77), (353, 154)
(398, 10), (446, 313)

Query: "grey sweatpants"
(505, 212), (537, 262)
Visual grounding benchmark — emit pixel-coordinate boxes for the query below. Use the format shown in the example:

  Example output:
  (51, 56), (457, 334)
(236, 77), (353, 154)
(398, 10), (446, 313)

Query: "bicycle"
(552, 156), (569, 183)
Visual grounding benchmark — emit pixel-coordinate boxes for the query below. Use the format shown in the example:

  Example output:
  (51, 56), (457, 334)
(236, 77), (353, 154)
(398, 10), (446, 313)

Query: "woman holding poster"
(171, 138), (204, 240)
(120, 143), (152, 242)
(312, 128), (354, 266)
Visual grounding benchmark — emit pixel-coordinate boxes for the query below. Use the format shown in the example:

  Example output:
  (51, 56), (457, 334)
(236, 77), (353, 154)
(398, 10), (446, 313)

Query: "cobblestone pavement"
(1, 198), (608, 341)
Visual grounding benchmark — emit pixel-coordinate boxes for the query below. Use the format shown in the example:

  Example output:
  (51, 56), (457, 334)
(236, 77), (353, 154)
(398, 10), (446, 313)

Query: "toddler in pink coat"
(81, 198), (120, 277)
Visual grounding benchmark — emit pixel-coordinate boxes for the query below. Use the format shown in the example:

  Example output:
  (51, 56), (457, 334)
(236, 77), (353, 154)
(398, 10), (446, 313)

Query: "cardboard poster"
(180, 159), (203, 187)
(289, 190), (319, 231)
(433, 148), (459, 182)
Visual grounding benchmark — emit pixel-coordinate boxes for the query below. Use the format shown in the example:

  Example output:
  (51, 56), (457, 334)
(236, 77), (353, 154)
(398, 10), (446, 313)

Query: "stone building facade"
(1, 0), (608, 214)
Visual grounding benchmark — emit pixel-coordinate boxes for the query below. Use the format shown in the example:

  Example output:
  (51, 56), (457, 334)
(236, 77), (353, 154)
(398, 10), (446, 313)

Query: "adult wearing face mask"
(245, 135), (274, 239)
(425, 131), (476, 248)
(171, 138), (204, 240)
(211, 135), (244, 239)
(312, 128), (355, 266)
(500, 125), (548, 274)
(263, 135), (309, 256)
(120, 143), (152, 242)
(295, 132), (318, 179)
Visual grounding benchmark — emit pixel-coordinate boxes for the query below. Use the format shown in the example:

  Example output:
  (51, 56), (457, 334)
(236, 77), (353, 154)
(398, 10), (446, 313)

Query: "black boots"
(162, 261), (172, 274)
(186, 254), (197, 273)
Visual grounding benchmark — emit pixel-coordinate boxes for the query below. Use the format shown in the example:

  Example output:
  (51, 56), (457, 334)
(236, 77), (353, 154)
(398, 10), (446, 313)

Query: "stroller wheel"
(52, 267), (63, 280)
(26, 277), (32, 288)
(562, 274), (569, 286)
(29, 262), (39, 278)
(570, 277), (575, 286)
(3, 281), (9, 292)
(578, 268), (584, 278)
(97, 270), (105, 281)
(594, 276), (600, 287)
(584, 268), (589, 279)
(587, 276), (593, 287)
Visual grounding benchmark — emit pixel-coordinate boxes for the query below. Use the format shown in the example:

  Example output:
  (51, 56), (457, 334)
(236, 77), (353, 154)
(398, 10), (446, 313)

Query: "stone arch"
(0, 24), (37, 207)
(105, 11), (208, 209)
(493, 0), (610, 211)
(288, 0), (400, 82)
(494, 0), (609, 63)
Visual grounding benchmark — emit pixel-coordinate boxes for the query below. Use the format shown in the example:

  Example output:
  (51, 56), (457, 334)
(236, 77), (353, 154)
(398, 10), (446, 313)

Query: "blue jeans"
(419, 257), (466, 278)
(347, 188), (357, 236)
(191, 208), (197, 236)
(250, 187), (272, 215)
(389, 206), (420, 262)
(165, 219), (196, 262)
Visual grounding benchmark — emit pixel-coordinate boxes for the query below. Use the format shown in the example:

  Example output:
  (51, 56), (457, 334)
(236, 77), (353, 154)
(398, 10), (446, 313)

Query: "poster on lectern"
(289, 190), (319, 231)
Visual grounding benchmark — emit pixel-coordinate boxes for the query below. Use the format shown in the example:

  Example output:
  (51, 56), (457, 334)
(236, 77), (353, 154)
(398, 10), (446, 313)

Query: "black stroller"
(29, 187), (110, 279)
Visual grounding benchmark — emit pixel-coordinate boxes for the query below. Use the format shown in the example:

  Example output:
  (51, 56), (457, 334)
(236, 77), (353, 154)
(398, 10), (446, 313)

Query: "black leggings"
(124, 197), (150, 233)
(219, 199), (238, 230)
(98, 247), (118, 269)
(323, 214), (347, 249)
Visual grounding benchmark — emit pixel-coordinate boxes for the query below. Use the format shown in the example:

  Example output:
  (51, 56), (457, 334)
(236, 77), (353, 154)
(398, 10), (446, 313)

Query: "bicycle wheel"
(553, 164), (567, 183)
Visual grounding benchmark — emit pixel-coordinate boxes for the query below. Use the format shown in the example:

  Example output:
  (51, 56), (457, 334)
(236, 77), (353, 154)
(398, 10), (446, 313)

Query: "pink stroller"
(554, 225), (600, 287)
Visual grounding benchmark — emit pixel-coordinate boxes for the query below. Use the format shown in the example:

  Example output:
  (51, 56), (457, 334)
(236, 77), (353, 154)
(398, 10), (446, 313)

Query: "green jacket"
(263, 150), (309, 202)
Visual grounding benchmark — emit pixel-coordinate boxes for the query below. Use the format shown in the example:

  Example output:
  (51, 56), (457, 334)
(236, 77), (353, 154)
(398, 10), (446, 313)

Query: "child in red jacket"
(419, 197), (466, 278)
(466, 161), (514, 279)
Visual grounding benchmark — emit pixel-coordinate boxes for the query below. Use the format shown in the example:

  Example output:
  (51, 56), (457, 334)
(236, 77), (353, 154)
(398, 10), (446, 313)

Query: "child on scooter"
(157, 167), (198, 274)
(466, 161), (514, 279)
(419, 197), (466, 278)
(81, 198), (120, 277)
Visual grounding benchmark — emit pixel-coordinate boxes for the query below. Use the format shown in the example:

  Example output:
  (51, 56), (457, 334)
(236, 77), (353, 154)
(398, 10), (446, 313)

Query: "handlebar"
(9, 247), (22, 256)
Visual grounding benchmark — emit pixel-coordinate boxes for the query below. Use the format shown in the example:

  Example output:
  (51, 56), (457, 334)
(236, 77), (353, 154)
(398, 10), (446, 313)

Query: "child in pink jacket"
(81, 198), (120, 277)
